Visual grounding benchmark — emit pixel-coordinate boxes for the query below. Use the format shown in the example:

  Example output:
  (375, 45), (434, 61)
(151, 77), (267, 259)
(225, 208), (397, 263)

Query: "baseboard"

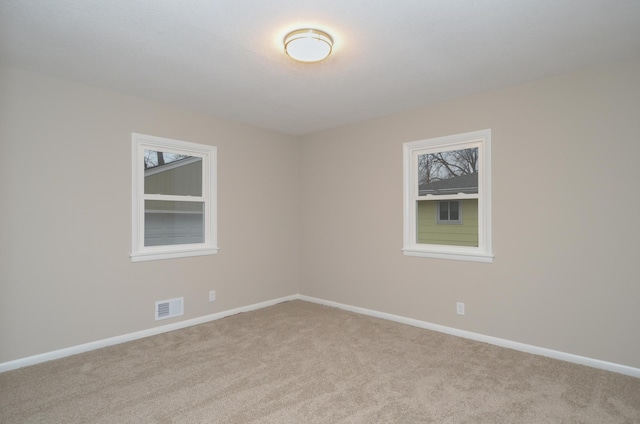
(0, 294), (299, 373)
(299, 295), (640, 379)
(3, 293), (639, 378)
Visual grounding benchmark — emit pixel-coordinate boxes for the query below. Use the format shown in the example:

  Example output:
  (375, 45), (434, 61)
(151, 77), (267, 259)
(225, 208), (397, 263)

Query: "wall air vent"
(155, 297), (184, 321)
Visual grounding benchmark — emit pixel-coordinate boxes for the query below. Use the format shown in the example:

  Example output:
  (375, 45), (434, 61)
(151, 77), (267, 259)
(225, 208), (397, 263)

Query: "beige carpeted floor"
(1, 300), (639, 423)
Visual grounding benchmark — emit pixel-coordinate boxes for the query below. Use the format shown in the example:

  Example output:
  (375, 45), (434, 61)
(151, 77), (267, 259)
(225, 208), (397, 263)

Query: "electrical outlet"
(209, 290), (216, 302)
(456, 302), (465, 316)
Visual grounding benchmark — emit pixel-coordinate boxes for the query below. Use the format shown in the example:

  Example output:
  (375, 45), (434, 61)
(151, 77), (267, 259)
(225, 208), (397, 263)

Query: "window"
(131, 133), (218, 262)
(403, 129), (492, 262)
(437, 201), (461, 224)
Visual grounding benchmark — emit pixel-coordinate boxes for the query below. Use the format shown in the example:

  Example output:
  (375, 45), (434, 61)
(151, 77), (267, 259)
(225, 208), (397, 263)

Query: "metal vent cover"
(155, 297), (184, 321)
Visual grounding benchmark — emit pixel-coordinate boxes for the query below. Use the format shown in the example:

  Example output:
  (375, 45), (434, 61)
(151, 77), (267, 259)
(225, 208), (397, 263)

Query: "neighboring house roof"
(419, 172), (478, 196)
(145, 156), (201, 176)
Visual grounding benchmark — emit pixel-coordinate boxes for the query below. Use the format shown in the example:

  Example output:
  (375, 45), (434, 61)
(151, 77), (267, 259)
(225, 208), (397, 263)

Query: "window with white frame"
(403, 129), (492, 262)
(131, 133), (218, 262)
(437, 200), (462, 224)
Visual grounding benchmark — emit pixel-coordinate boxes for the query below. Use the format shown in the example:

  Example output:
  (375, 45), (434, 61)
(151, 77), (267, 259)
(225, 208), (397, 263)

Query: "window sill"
(402, 248), (493, 263)
(131, 247), (219, 263)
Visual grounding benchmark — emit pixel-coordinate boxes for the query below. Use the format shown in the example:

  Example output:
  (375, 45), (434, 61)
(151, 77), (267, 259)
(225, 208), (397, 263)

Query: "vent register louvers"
(155, 297), (184, 320)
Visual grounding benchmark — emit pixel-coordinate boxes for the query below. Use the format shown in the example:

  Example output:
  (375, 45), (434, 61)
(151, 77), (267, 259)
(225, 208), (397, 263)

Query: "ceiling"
(1, 1), (640, 135)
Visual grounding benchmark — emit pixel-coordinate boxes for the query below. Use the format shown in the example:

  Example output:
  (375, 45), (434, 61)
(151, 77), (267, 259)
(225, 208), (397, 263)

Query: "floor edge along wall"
(1, 294), (638, 378)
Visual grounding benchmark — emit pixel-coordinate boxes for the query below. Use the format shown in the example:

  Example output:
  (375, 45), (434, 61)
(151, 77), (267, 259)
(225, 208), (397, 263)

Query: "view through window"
(403, 130), (492, 262)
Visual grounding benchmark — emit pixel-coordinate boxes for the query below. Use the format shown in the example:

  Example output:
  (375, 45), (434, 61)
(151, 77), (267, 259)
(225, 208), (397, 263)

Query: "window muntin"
(132, 134), (218, 262)
(403, 130), (492, 262)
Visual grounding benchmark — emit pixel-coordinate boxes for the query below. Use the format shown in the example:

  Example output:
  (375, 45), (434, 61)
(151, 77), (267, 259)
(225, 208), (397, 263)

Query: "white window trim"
(402, 129), (493, 263)
(131, 133), (218, 262)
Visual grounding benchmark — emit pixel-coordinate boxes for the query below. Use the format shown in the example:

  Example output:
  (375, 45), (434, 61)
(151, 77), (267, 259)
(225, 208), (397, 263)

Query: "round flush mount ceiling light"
(284, 29), (333, 62)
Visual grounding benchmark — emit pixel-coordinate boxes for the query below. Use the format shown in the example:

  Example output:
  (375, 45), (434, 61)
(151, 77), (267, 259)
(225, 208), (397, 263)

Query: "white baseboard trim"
(299, 295), (640, 379)
(3, 293), (639, 379)
(0, 294), (299, 373)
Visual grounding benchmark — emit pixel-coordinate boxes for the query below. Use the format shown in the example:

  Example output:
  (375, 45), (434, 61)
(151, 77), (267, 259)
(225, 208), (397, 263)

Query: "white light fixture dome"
(284, 29), (333, 62)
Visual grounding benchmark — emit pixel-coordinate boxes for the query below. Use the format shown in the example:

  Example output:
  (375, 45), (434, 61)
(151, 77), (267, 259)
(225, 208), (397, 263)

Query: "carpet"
(1, 300), (639, 423)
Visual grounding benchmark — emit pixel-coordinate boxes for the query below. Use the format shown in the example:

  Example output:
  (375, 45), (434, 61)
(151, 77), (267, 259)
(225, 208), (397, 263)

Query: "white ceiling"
(1, 1), (639, 135)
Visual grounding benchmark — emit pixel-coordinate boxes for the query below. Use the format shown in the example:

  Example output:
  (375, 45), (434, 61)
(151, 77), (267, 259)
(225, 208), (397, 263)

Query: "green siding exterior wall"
(144, 160), (202, 197)
(417, 199), (478, 246)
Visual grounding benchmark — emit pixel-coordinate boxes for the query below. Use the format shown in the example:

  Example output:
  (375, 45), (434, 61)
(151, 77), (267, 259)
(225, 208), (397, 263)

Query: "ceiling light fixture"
(284, 29), (333, 63)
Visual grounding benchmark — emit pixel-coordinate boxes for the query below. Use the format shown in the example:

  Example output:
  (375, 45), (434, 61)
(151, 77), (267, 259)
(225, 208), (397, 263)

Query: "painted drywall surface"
(298, 59), (640, 368)
(0, 66), (300, 363)
(2, 59), (639, 369)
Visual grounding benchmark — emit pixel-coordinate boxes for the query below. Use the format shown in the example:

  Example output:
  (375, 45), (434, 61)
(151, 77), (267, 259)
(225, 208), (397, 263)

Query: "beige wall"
(299, 59), (640, 369)
(0, 66), (300, 362)
(2, 59), (640, 370)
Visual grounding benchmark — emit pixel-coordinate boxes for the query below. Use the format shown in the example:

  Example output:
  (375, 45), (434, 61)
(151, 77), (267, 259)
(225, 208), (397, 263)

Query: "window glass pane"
(439, 201), (449, 221)
(417, 199), (478, 247)
(418, 148), (479, 196)
(144, 150), (202, 196)
(144, 200), (204, 246)
(449, 201), (460, 221)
